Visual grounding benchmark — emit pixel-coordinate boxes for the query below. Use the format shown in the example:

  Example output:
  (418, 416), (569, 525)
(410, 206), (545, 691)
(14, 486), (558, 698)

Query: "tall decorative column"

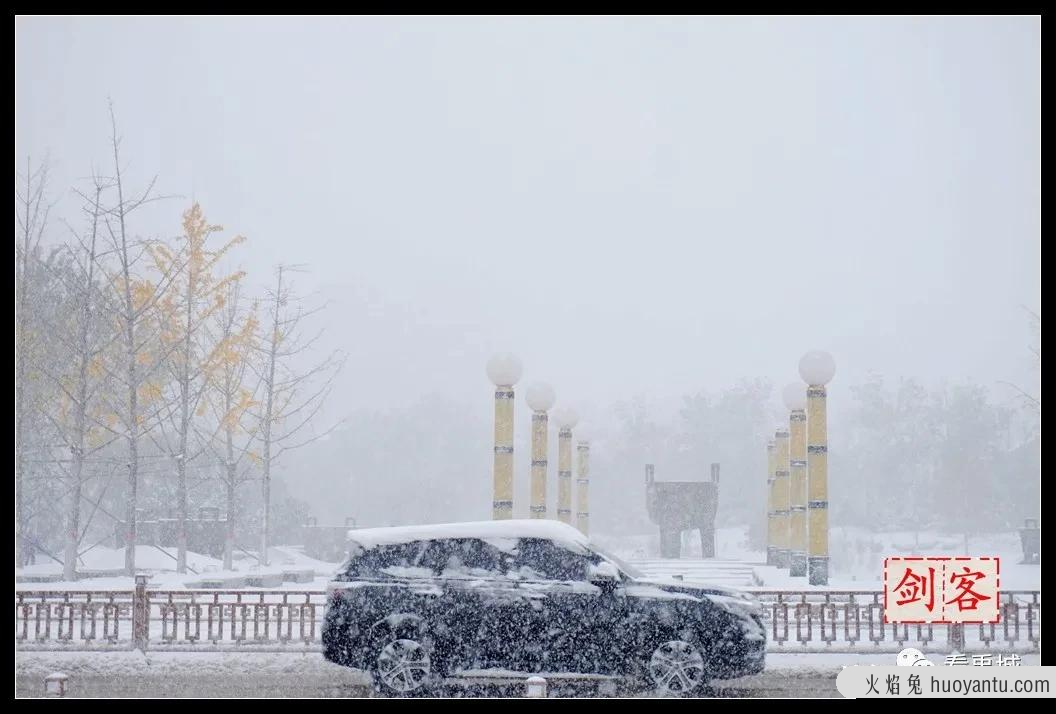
(553, 408), (579, 525)
(487, 354), (523, 520)
(576, 440), (590, 535)
(700, 462), (720, 558)
(525, 383), (556, 520)
(783, 383), (809, 577)
(773, 427), (791, 569)
(799, 350), (836, 585)
(765, 440), (776, 566)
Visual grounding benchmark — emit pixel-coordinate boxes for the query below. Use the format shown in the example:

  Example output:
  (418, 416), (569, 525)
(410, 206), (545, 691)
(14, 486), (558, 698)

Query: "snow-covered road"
(17, 651), (1040, 698)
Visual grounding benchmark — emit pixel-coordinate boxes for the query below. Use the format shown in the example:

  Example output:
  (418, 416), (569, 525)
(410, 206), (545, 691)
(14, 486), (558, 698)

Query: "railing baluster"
(820, 597), (837, 646)
(278, 594), (287, 643)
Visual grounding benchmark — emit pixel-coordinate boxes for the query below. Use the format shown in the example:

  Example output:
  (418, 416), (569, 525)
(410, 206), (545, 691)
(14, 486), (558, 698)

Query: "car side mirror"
(588, 561), (621, 591)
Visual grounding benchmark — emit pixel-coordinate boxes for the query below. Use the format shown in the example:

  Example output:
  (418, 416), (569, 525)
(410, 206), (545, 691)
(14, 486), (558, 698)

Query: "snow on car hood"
(633, 576), (763, 614)
(634, 574), (754, 599)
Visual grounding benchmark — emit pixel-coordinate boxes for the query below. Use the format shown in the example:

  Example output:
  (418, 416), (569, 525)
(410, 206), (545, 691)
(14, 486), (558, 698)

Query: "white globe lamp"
(798, 350), (836, 386)
(553, 407), (579, 430)
(486, 353), (523, 387)
(525, 382), (556, 412)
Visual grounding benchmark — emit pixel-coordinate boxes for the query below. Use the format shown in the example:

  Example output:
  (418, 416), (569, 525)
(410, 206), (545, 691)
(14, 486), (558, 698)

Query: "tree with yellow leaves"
(201, 280), (259, 570)
(151, 203), (246, 574)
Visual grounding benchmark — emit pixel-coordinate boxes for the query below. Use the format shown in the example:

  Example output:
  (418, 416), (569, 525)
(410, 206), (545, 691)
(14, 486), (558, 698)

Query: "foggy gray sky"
(15, 16), (1040, 428)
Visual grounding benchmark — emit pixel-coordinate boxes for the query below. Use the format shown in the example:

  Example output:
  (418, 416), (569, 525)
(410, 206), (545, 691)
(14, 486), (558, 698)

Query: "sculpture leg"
(660, 528), (681, 559)
(700, 526), (715, 559)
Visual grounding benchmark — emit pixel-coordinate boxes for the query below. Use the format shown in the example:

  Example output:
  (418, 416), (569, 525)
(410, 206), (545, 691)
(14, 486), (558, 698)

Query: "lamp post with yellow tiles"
(487, 354), (523, 520)
(525, 383), (556, 520)
(783, 382), (808, 578)
(799, 350), (836, 585)
(576, 439), (590, 535)
(773, 426), (791, 569)
(765, 440), (776, 566)
(553, 407), (579, 526)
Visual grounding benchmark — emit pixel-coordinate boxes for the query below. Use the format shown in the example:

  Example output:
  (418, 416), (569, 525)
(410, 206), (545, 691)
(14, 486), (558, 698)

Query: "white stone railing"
(15, 581), (1041, 654)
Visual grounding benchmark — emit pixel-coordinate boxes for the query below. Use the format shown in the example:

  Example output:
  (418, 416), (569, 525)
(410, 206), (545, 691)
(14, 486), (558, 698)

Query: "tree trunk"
(121, 299), (139, 574)
(111, 112), (143, 578)
(175, 248), (196, 574)
(123, 326), (140, 574)
(63, 192), (101, 581)
(63, 448), (85, 581)
(224, 476), (235, 571)
(223, 411), (236, 571)
(260, 268), (282, 568)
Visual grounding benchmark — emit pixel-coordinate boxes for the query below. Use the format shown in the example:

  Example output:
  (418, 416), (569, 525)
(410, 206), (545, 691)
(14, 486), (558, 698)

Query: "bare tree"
(97, 102), (182, 575)
(252, 265), (345, 565)
(15, 157), (53, 567)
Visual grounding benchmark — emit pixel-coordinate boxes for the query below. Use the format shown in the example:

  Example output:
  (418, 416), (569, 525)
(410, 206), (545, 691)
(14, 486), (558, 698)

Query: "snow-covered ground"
(14, 650), (1043, 698)
(15, 545), (343, 591)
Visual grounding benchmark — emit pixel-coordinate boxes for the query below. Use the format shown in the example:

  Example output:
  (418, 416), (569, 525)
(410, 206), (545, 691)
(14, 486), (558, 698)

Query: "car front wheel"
(371, 636), (434, 697)
(646, 639), (708, 696)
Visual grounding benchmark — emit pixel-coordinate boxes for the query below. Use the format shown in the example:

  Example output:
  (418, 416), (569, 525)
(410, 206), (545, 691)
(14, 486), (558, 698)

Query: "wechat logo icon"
(897, 648), (935, 666)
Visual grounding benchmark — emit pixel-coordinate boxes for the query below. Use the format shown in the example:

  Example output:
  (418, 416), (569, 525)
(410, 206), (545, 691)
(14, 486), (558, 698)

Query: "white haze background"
(14, 17), (1040, 542)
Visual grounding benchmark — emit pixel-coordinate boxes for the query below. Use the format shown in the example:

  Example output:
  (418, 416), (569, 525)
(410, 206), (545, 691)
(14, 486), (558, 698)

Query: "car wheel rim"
(648, 640), (705, 693)
(377, 638), (431, 692)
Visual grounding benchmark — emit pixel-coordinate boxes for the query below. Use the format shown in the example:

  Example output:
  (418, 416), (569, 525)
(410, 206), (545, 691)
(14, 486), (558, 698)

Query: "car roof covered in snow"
(345, 519), (592, 552)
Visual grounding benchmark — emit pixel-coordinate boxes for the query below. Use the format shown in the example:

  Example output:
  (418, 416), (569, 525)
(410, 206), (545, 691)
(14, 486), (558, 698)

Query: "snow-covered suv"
(322, 519), (765, 696)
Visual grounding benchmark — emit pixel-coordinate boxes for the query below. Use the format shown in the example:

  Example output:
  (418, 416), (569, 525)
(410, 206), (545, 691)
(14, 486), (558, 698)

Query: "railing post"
(947, 623), (965, 653)
(133, 574), (148, 651)
(525, 676), (547, 698)
(44, 672), (68, 697)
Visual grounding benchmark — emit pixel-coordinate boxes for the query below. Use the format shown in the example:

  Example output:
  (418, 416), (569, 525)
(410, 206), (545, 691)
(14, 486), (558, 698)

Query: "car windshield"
(589, 544), (646, 580)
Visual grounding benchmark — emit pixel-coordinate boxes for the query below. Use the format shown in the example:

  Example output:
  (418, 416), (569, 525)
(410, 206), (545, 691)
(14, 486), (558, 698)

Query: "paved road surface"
(15, 651), (841, 698)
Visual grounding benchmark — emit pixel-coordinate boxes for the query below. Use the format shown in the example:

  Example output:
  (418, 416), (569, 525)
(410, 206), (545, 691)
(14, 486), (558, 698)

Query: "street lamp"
(766, 440), (776, 566)
(799, 350), (836, 585)
(577, 425), (592, 536)
(773, 425), (790, 569)
(487, 353), (523, 520)
(783, 382), (809, 578)
(553, 407), (579, 526)
(525, 382), (556, 520)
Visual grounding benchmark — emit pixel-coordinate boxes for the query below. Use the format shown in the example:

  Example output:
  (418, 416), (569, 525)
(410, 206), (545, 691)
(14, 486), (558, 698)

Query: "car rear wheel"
(647, 639), (707, 696)
(371, 636), (433, 696)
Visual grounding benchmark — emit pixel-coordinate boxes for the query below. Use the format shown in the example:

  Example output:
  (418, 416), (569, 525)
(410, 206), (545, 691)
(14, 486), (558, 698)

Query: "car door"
(509, 538), (627, 675)
(420, 537), (532, 674)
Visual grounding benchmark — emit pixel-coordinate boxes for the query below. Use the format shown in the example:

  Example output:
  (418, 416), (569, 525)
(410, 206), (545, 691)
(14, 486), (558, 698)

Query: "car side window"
(419, 538), (508, 579)
(509, 538), (596, 582)
(344, 541), (427, 578)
